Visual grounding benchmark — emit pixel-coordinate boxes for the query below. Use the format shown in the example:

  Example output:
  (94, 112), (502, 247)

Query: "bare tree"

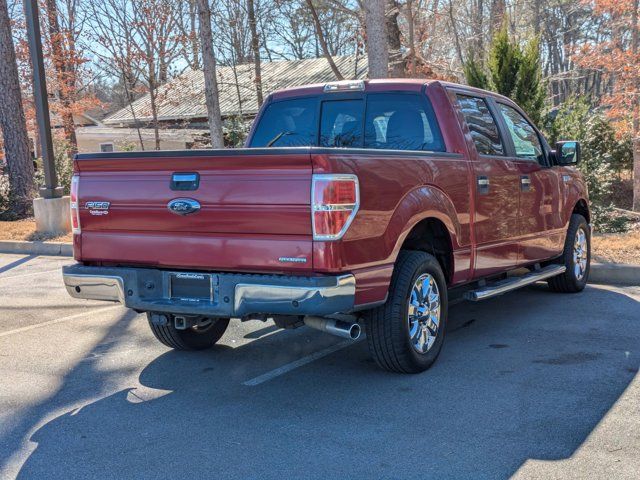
(247, 0), (263, 106)
(364, 0), (388, 78)
(196, 0), (224, 148)
(43, 0), (78, 158)
(176, 0), (200, 69)
(0, 0), (35, 218)
(306, 0), (344, 79)
(83, 0), (146, 149)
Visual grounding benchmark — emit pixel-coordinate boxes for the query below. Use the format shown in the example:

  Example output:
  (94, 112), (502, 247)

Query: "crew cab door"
(454, 93), (521, 277)
(493, 101), (565, 264)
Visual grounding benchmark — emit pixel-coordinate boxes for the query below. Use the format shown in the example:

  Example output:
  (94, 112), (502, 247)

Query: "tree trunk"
(386, 0), (404, 77)
(406, 0), (416, 75)
(306, 0), (344, 80)
(364, 0), (388, 78)
(489, 0), (505, 40)
(189, 0), (200, 69)
(44, 0), (77, 159)
(247, 0), (263, 106)
(634, 138), (640, 211)
(0, 0), (35, 218)
(196, 0), (224, 149)
(633, 0), (639, 210)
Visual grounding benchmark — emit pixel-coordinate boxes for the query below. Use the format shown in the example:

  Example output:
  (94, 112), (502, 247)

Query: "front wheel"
(364, 250), (448, 374)
(146, 313), (230, 350)
(548, 213), (590, 293)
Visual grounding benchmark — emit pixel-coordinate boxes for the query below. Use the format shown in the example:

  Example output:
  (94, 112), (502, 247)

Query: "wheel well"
(400, 218), (453, 283)
(573, 199), (590, 224)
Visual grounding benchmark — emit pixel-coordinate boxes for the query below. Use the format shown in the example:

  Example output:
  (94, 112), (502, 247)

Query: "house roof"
(104, 55), (368, 126)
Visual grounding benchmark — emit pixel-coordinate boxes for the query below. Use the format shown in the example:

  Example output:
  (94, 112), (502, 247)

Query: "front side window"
(364, 93), (444, 151)
(319, 100), (364, 147)
(456, 94), (504, 156)
(249, 97), (318, 147)
(497, 103), (544, 162)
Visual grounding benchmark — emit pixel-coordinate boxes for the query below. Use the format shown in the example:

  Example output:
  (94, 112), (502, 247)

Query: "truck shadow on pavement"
(12, 284), (640, 479)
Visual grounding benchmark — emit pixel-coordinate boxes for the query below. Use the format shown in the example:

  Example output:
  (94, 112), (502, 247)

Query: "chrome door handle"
(520, 175), (531, 191)
(477, 176), (490, 194)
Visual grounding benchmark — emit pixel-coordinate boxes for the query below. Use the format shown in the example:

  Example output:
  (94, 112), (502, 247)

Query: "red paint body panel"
(74, 80), (589, 309)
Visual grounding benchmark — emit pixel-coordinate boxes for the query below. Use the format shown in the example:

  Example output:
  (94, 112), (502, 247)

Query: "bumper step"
(464, 264), (566, 301)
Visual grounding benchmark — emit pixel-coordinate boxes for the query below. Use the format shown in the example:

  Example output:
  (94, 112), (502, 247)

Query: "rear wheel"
(146, 313), (230, 350)
(548, 213), (590, 293)
(364, 250), (448, 373)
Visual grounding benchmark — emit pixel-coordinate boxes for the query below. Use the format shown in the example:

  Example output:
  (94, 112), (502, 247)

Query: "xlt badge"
(278, 257), (307, 263)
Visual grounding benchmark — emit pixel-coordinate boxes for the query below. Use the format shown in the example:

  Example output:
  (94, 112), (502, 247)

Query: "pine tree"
(488, 23), (521, 97)
(514, 37), (545, 125)
(464, 23), (546, 125)
(463, 56), (488, 90)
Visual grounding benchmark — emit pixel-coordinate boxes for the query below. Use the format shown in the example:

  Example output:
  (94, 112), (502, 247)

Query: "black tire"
(364, 250), (448, 374)
(146, 313), (230, 350)
(548, 213), (590, 293)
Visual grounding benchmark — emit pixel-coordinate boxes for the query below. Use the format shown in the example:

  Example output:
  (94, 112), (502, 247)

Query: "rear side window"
(319, 100), (364, 147)
(364, 93), (444, 151)
(249, 97), (318, 147)
(456, 94), (504, 156)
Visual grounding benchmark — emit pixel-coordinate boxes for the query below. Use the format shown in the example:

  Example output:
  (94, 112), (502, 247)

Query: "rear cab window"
(249, 97), (318, 147)
(364, 93), (444, 151)
(250, 91), (445, 152)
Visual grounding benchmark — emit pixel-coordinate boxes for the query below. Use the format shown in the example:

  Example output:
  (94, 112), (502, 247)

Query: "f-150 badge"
(85, 201), (110, 216)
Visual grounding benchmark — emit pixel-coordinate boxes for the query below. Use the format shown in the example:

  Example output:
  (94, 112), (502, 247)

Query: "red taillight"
(70, 175), (81, 234)
(312, 174), (359, 241)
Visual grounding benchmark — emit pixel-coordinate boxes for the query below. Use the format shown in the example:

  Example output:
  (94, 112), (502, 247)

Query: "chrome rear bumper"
(63, 264), (355, 317)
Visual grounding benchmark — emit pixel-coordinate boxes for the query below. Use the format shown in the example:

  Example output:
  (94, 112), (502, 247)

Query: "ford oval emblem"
(167, 198), (201, 216)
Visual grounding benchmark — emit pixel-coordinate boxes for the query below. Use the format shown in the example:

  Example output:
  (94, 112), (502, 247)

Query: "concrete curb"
(0, 240), (73, 257)
(0, 241), (636, 286)
(590, 262), (639, 287)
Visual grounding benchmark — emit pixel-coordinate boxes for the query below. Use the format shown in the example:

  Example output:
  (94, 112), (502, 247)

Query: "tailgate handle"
(171, 172), (199, 191)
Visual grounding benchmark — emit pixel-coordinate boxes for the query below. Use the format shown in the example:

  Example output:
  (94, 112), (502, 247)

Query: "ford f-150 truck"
(63, 79), (590, 373)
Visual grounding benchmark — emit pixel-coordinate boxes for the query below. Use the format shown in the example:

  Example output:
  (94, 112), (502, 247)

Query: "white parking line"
(0, 305), (122, 338)
(0, 268), (63, 281)
(242, 338), (362, 386)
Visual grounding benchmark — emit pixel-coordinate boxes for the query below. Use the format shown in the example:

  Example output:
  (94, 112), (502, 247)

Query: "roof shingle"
(104, 55), (368, 126)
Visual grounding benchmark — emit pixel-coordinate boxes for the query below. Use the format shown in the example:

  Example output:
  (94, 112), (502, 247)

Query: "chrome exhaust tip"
(303, 316), (361, 340)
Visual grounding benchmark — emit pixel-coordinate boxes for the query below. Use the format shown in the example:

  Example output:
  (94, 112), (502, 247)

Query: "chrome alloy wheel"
(573, 227), (588, 280)
(408, 273), (441, 354)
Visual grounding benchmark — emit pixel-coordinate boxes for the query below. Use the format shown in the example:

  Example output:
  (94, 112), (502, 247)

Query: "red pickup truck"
(63, 79), (590, 373)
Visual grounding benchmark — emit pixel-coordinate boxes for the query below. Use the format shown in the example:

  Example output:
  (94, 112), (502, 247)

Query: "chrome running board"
(464, 265), (566, 302)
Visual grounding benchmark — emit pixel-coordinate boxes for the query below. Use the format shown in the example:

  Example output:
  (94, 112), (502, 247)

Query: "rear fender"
(388, 185), (463, 260)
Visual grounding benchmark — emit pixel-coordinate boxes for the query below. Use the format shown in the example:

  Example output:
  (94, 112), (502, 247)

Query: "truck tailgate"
(75, 150), (313, 273)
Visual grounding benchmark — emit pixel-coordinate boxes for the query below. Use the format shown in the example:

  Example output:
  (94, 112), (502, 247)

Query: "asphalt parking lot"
(0, 253), (638, 479)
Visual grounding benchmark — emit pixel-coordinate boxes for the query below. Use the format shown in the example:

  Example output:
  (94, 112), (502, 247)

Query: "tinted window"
(456, 95), (504, 156)
(364, 94), (444, 151)
(320, 100), (363, 147)
(249, 97), (317, 147)
(498, 103), (544, 162)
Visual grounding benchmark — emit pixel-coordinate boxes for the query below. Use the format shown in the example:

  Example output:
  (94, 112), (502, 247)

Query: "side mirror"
(554, 141), (581, 166)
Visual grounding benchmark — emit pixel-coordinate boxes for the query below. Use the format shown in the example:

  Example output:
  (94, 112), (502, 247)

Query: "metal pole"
(23, 0), (61, 199)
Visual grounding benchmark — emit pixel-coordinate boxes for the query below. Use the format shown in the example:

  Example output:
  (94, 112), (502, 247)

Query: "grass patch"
(0, 219), (72, 243)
